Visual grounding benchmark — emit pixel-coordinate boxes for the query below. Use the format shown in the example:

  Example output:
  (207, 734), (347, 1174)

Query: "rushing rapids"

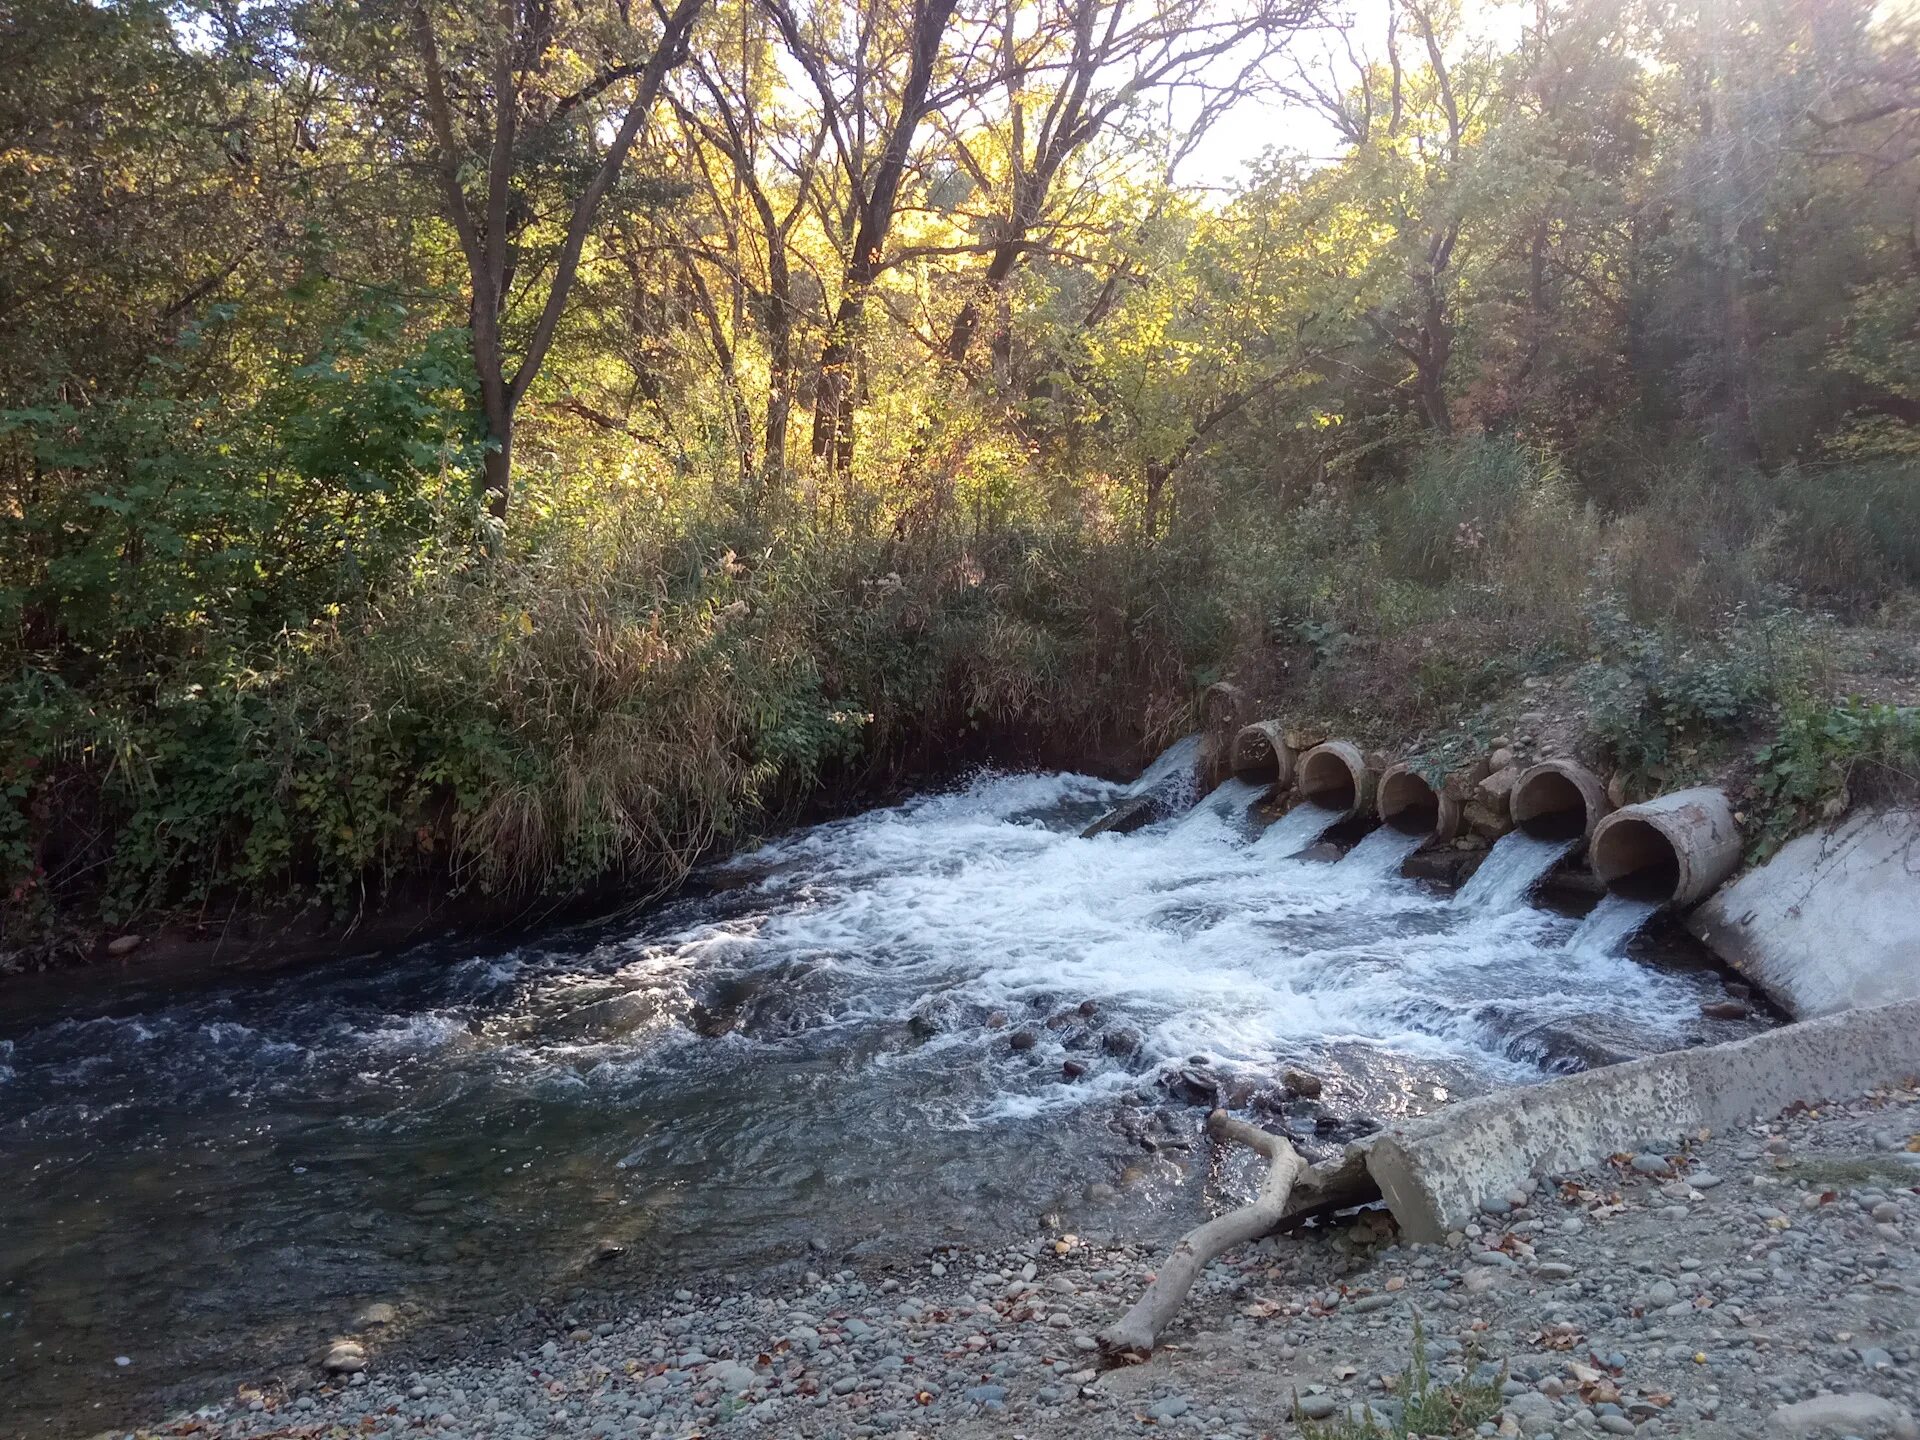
(0, 754), (1766, 1434)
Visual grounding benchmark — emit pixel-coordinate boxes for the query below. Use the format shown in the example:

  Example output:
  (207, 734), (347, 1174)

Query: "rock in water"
(323, 1341), (368, 1374)
(1283, 1067), (1324, 1098)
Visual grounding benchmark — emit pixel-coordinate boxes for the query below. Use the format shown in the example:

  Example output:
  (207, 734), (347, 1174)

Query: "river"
(0, 761), (1766, 1436)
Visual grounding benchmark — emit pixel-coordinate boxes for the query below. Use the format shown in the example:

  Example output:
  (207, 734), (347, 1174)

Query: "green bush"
(1754, 698), (1920, 855)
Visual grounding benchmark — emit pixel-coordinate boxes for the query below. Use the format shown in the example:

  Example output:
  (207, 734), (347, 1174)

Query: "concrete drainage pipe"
(1230, 722), (1295, 789)
(1589, 787), (1741, 906)
(1377, 763), (1462, 844)
(1296, 741), (1376, 820)
(1511, 760), (1612, 842)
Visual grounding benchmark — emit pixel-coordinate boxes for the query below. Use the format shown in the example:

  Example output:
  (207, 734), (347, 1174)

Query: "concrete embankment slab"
(1687, 807), (1920, 1018)
(1364, 998), (1920, 1243)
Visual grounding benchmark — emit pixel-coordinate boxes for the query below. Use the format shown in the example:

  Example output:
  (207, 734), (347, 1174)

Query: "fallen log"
(1097, 1109), (1308, 1362)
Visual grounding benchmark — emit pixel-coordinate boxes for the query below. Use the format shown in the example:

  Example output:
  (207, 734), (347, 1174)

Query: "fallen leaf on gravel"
(1529, 1325), (1584, 1350)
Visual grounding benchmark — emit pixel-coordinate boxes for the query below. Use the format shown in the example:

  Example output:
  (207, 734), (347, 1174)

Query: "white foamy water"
(1454, 831), (1578, 912)
(1125, 732), (1203, 804)
(1253, 801), (1346, 856)
(1337, 827), (1428, 880)
(1568, 893), (1663, 957)
(0, 755), (1763, 1431)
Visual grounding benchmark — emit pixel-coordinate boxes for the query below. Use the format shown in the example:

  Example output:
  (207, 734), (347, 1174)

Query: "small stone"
(1061, 1060), (1087, 1081)
(1009, 1031), (1039, 1052)
(1629, 1153), (1669, 1176)
(354, 1302), (398, 1329)
(1872, 1201), (1899, 1224)
(1148, 1397), (1190, 1420)
(1537, 1262), (1575, 1280)
(1296, 1395), (1339, 1421)
(106, 935), (143, 957)
(323, 1341), (367, 1375)
(1700, 1000), (1750, 1020)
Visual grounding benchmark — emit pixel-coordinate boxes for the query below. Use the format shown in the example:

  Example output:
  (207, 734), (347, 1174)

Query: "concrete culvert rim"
(1298, 744), (1363, 815)
(1591, 816), (1683, 902)
(1230, 722), (1291, 786)
(1511, 761), (1610, 842)
(1378, 769), (1441, 837)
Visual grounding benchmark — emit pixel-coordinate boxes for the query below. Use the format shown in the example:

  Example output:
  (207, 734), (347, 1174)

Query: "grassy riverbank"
(5, 0), (1917, 972)
(5, 433), (1920, 973)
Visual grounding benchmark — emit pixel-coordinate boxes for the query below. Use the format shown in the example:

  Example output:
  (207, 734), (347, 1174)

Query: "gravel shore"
(110, 1082), (1920, 1440)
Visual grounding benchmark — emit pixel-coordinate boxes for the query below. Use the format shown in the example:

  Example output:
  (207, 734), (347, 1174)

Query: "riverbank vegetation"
(2, 0), (1916, 958)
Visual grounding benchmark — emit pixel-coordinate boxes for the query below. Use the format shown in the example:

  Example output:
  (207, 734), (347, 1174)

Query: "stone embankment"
(112, 1083), (1920, 1440)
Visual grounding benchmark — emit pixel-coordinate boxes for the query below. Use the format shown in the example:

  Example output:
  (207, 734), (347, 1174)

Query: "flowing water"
(1454, 832), (1580, 912)
(0, 760), (1763, 1436)
(1172, 776), (1270, 835)
(1336, 828), (1428, 881)
(1252, 801), (1347, 857)
(1125, 733), (1205, 805)
(1568, 893), (1665, 957)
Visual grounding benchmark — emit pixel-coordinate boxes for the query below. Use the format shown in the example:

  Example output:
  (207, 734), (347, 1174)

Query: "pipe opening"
(1231, 728), (1284, 784)
(1299, 749), (1356, 812)
(1378, 770), (1440, 836)
(1591, 817), (1682, 902)
(1512, 771), (1590, 841)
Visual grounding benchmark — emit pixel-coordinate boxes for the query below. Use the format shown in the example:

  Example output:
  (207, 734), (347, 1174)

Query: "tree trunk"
(483, 415), (513, 519)
(1098, 1111), (1307, 1362)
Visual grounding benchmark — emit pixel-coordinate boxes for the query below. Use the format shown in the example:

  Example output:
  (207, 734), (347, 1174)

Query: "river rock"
(353, 1302), (398, 1329)
(323, 1341), (367, 1374)
(1769, 1393), (1918, 1437)
(1102, 1027), (1142, 1057)
(1477, 766), (1521, 814)
(1161, 1066), (1221, 1106)
(106, 935), (143, 957)
(1009, 1030), (1039, 1052)
(1282, 1067), (1324, 1098)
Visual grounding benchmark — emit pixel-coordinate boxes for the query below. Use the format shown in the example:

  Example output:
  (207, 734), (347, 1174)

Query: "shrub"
(1754, 698), (1920, 856)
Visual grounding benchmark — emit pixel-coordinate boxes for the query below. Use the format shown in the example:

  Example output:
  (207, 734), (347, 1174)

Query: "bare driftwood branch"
(1097, 1109), (1307, 1362)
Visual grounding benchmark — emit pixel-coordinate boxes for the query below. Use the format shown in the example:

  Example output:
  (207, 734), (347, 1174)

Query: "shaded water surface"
(0, 767), (1764, 1435)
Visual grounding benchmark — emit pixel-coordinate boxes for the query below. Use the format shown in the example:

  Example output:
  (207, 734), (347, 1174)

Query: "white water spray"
(1568, 893), (1663, 957)
(1125, 734), (1204, 805)
(1253, 802), (1346, 857)
(1174, 776), (1270, 833)
(1337, 827), (1426, 880)
(1455, 832), (1577, 912)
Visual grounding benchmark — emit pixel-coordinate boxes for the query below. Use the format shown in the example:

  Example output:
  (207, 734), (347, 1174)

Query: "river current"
(0, 761), (1764, 1435)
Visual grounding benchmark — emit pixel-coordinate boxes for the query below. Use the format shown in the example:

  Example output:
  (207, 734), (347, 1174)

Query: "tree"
(400, 0), (707, 519)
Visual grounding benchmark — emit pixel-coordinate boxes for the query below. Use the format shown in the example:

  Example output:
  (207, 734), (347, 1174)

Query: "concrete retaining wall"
(1362, 998), (1920, 1243)
(1687, 808), (1920, 1018)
